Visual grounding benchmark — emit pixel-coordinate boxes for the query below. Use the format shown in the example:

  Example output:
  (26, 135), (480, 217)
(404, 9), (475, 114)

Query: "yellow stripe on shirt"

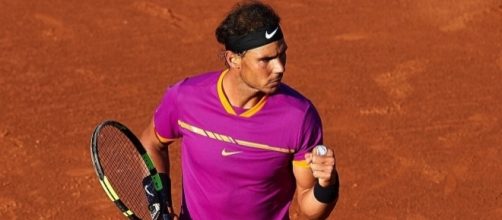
(177, 120), (295, 154)
(217, 69), (268, 118)
(292, 160), (310, 168)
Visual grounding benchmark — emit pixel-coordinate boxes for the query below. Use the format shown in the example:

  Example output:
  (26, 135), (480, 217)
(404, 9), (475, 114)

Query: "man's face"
(239, 40), (287, 94)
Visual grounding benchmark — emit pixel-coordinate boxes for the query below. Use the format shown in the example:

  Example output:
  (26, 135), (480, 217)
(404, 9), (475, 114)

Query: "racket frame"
(90, 120), (167, 220)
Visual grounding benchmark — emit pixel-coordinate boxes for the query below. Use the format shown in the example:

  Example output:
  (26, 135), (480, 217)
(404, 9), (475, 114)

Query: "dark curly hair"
(215, 0), (281, 52)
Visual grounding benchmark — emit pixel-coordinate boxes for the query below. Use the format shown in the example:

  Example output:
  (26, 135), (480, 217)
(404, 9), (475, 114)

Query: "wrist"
(318, 179), (331, 187)
(313, 179), (339, 204)
(158, 173), (172, 205)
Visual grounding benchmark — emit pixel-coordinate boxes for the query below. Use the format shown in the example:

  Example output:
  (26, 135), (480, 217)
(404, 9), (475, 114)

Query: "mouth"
(269, 78), (281, 85)
(267, 74), (283, 88)
(271, 75), (283, 83)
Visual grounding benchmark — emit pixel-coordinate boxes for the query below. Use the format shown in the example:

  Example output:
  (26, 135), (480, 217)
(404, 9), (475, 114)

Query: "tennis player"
(140, 1), (339, 219)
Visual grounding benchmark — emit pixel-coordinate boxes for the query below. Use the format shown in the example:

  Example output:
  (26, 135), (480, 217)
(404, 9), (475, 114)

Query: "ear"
(225, 51), (241, 69)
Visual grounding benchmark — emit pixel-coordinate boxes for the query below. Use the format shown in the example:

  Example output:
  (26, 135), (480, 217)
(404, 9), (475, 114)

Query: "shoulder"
(273, 83), (316, 114)
(159, 70), (221, 102)
(171, 70), (221, 92)
(176, 71), (219, 86)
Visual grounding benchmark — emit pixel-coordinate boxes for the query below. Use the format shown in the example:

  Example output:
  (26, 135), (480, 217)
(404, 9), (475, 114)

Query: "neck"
(222, 69), (265, 109)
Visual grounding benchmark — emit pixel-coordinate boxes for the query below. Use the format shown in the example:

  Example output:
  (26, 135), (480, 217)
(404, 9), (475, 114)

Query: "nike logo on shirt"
(221, 148), (242, 156)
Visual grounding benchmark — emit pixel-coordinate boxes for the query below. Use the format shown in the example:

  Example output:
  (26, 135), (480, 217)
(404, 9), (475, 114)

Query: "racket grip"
(143, 174), (174, 220)
(143, 177), (162, 219)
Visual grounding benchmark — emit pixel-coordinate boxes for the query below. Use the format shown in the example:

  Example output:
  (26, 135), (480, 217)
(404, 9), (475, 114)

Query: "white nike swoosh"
(265, 26), (279, 39)
(144, 184), (154, 197)
(221, 149), (242, 156)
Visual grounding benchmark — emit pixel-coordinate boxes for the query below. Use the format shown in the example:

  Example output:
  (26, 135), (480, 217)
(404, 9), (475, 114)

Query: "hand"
(161, 211), (178, 220)
(143, 174), (176, 220)
(305, 146), (337, 187)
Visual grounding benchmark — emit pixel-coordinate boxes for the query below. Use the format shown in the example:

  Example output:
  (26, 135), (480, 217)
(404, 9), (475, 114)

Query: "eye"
(259, 57), (273, 63)
(279, 52), (286, 60)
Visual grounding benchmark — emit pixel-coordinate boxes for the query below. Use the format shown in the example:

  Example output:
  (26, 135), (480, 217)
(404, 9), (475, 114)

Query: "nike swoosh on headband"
(265, 26), (279, 39)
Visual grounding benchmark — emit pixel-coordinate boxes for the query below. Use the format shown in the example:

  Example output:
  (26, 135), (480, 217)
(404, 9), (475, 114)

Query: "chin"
(263, 86), (279, 95)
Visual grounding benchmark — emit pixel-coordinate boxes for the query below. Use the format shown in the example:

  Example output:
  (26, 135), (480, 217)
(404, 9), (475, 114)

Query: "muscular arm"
(139, 118), (173, 174)
(140, 118), (178, 217)
(293, 149), (339, 219)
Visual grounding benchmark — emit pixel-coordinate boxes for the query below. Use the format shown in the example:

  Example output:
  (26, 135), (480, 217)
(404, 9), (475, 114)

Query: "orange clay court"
(1, 0), (502, 219)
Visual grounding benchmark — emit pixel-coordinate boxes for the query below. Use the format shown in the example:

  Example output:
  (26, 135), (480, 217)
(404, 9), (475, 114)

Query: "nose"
(273, 57), (286, 74)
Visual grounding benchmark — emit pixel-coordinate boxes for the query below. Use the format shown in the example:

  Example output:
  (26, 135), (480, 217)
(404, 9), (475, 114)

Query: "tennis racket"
(90, 120), (172, 220)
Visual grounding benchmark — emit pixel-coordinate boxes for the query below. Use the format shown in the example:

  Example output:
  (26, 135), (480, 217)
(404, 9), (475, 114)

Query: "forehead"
(245, 40), (287, 57)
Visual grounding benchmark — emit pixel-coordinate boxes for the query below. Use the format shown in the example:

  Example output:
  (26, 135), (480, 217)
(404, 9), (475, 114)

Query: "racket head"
(90, 120), (160, 220)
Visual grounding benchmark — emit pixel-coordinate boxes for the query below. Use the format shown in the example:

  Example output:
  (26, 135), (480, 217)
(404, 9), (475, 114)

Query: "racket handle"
(143, 174), (174, 220)
(143, 177), (162, 219)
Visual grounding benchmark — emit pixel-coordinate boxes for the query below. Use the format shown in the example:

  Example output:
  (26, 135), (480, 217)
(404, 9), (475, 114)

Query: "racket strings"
(98, 125), (151, 219)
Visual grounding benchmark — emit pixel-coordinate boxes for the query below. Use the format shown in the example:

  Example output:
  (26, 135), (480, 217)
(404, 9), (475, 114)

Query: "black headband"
(225, 25), (284, 53)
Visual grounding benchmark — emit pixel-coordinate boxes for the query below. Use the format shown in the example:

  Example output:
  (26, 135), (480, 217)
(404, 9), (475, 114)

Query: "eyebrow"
(260, 45), (288, 60)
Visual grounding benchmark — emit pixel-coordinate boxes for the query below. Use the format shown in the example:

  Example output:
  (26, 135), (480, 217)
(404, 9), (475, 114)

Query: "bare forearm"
(297, 176), (338, 219)
(298, 192), (332, 219)
(145, 144), (170, 174)
(140, 119), (171, 174)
